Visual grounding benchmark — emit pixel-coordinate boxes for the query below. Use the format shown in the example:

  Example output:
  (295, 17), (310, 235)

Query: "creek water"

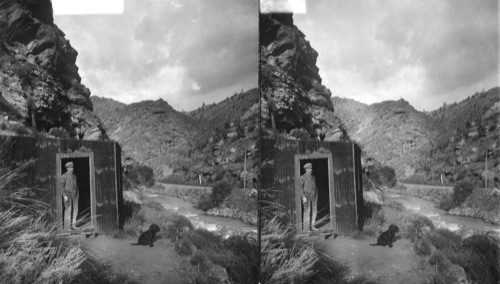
(142, 192), (257, 236)
(385, 193), (500, 234)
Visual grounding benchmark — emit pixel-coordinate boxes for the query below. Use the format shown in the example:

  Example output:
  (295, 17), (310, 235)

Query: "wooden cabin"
(0, 135), (123, 235)
(260, 137), (364, 235)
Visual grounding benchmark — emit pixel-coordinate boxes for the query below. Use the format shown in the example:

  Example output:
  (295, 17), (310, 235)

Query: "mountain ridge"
(332, 87), (500, 185)
(91, 88), (259, 186)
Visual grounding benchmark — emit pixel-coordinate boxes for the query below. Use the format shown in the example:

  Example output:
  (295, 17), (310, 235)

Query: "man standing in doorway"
(61, 161), (79, 230)
(299, 163), (318, 231)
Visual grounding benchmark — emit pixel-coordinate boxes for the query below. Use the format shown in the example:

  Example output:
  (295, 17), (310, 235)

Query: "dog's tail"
(369, 243), (381, 246)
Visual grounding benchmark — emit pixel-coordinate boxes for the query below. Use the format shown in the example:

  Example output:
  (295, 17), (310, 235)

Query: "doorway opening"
(298, 157), (332, 230)
(60, 157), (92, 229)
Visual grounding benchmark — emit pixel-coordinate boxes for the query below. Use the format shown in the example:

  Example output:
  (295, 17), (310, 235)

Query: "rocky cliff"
(332, 97), (441, 178)
(0, 0), (105, 139)
(260, 13), (345, 141)
(428, 87), (500, 185)
(91, 97), (196, 179)
(92, 89), (259, 187)
(333, 87), (500, 186)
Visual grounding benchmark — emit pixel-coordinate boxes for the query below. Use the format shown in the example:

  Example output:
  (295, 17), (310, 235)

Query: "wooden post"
(27, 98), (37, 138)
(243, 150), (247, 189)
(485, 150), (488, 188)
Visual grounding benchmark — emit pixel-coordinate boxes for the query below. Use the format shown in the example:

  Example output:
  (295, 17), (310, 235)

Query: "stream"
(142, 192), (257, 236)
(140, 190), (499, 237)
(385, 193), (500, 234)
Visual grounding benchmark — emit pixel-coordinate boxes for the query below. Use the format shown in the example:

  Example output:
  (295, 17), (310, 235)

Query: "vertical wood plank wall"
(0, 135), (122, 235)
(261, 137), (363, 235)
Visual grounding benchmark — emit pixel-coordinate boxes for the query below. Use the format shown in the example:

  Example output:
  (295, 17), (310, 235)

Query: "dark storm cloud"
(54, 0), (257, 110)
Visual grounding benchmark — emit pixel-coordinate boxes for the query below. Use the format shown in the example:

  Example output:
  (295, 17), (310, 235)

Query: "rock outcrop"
(92, 89), (259, 185)
(260, 13), (345, 141)
(332, 87), (499, 183)
(0, 0), (105, 139)
(428, 87), (500, 185)
(333, 97), (441, 179)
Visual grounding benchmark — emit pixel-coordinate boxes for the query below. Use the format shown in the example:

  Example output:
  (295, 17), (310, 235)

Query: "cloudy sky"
(268, 0), (499, 111)
(53, 0), (258, 111)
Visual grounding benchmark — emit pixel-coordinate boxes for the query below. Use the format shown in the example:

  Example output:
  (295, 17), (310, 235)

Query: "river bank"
(394, 183), (500, 225)
(142, 191), (257, 236)
(385, 192), (500, 236)
(148, 182), (258, 226)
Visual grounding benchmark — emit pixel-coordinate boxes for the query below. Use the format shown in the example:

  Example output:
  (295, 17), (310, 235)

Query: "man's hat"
(304, 163), (312, 169)
(65, 161), (74, 168)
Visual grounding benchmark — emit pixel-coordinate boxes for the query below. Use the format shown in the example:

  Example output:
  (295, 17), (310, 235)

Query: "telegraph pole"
(485, 149), (488, 188)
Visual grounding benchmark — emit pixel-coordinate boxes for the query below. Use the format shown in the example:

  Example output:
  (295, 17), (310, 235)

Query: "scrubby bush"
(460, 234), (500, 284)
(196, 193), (214, 211)
(361, 202), (382, 223)
(164, 214), (194, 241)
(406, 215), (435, 241)
(452, 181), (474, 207)
(174, 238), (194, 256)
(123, 161), (155, 190)
(414, 238), (435, 256)
(437, 194), (456, 211)
(365, 165), (397, 188)
(427, 229), (462, 256)
(187, 228), (222, 251)
(190, 251), (211, 272)
(122, 206), (146, 236)
(223, 188), (258, 213)
(211, 180), (232, 207)
(362, 207), (386, 237)
(425, 231), (500, 284)
(222, 235), (259, 284)
(184, 229), (258, 284)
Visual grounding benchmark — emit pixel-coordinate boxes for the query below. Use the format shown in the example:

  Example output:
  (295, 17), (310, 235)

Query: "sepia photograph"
(260, 0), (499, 284)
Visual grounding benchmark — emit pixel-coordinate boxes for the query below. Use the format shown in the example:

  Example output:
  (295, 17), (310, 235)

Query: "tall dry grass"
(260, 216), (318, 283)
(0, 154), (86, 283)
(259, 190), (357, 284)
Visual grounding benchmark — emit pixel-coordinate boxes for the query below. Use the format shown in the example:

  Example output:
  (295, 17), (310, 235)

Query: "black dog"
(130, 224), (160, 247)
(370, 224), (399, 247)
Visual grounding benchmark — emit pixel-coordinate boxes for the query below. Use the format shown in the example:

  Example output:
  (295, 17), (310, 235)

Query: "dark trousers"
(303, 192), (318, 230)
(63, 194), (78, 229)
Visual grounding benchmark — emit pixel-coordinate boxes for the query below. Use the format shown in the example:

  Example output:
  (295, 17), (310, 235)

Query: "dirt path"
(75, 234), (197, 284)
(309, 236), (434, 284)
(69, 188), (255, 284)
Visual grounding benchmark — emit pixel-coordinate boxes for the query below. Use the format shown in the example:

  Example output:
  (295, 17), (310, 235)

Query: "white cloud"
(54, 0), (257, 111)
(294, 0), (499, 111)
